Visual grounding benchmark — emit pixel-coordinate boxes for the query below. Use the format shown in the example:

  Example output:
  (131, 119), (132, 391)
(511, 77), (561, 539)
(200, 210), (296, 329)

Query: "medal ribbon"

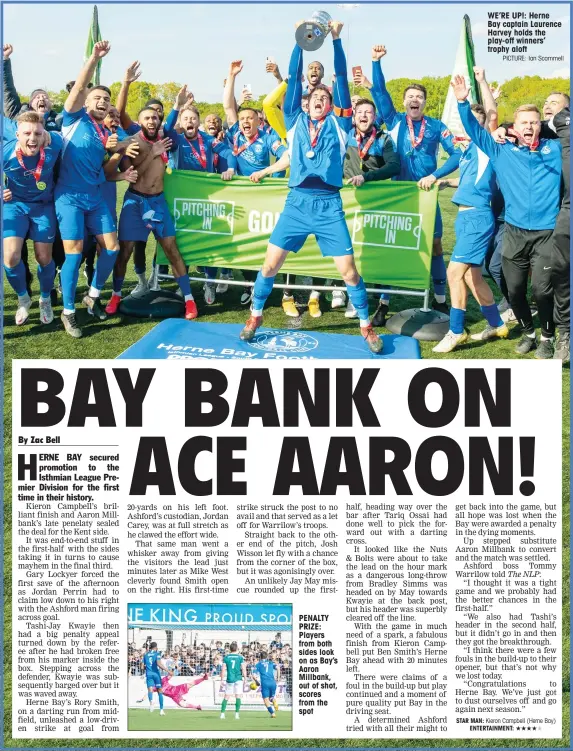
(140, 132), (169, 164)
(507, 127), (539, 152)
(233, 131), (260, 156)
(186, 132), (207, 169)
(308, 116), (327, 149)
(406, 115), (427, 150)
(88, 114), (109, 148)
(356, 129), (376, 160)
(16, 146), (46, 185)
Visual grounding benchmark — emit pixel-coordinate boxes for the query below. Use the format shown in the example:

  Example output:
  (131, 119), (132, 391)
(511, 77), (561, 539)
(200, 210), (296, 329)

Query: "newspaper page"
(3, 1), (570, 750)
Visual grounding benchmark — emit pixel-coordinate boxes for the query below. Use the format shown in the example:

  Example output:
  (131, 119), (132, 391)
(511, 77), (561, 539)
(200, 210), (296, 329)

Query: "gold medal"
(36, 181), (47, 191)
(166, 166), (173, 175)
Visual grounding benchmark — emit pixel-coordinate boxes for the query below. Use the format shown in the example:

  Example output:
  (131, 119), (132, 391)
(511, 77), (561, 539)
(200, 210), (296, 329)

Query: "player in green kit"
(220, 642), (246, 719)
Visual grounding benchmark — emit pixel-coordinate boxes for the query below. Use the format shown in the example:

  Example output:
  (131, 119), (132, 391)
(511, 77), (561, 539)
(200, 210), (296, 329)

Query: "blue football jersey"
(58, 109), (108, 192)
(452, 141), (497, 210)
(3, 133), (62, 202)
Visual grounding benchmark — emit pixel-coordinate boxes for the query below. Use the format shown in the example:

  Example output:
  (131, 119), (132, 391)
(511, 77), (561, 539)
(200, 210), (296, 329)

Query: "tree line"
(25, 74), (569, 125)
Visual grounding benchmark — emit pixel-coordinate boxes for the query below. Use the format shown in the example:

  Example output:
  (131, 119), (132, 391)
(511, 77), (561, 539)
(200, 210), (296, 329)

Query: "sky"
(2, 2), (570, 101)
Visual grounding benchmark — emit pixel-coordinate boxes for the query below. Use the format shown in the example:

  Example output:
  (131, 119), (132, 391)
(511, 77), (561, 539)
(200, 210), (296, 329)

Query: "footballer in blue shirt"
(252, 653), (280, 718)
(368, 44), (462, 315)
(3, 111), (61, 326)
(240, 20), (382, 354)
(433, 79), (507, 355)
(55, 40), (121, 337)
(142, 642), (169, 715)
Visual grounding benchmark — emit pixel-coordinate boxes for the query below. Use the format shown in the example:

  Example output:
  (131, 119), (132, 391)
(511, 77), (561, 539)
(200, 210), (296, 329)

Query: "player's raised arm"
(164, 85), (193, 140)
(283, 38), (304, 126)
(370, 46), (398, 128)
(3, 44), (22, 119)
(263, 79), (288, 140)
(117, 60), (141, 131)
(473, 66), (498, 132)
(453, 75), (500, 161)
(223, 60), (242, 128)
(330, 21), (352, 131)
(65, 40), (111, 113)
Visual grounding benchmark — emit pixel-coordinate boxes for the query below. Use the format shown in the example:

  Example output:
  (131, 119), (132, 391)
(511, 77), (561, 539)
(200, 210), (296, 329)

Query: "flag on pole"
(84, 5), (102, 85)
(441, 15), (482, 139)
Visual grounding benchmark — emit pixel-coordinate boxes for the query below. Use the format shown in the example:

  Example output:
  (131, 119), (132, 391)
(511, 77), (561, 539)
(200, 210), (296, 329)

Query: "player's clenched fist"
(106, 133), (119, 152)
(329, 20), (344, 39)
(3, 189), (13, 202)
(92, 40), (111, 59)
(371, 45), (387, 61)
(3, 43), (13, 59)
(229, 60), (243, 77)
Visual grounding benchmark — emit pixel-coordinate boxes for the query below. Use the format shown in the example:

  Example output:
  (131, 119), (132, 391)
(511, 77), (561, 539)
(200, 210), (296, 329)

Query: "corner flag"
(85, 5), (102, 85)
(441, 15), (482, 138)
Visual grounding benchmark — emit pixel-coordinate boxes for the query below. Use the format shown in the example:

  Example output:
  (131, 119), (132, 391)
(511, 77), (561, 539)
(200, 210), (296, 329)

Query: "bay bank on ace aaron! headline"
(19, 364), (537, 498)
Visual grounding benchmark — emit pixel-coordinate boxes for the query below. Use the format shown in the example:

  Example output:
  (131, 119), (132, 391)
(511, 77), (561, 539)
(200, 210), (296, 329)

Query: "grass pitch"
(128, 708), (293, 732)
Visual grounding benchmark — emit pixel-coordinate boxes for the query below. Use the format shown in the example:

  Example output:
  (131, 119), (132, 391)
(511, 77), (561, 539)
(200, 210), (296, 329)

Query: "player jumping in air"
(252, 652), (280, 718)
(220, 641), (246, 719)
(239, 20), (383, 354)
(142, 642), (169, 715)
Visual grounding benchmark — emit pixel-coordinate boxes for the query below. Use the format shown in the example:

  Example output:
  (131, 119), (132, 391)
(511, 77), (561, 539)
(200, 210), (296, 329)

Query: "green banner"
(160, 171), (437, 290)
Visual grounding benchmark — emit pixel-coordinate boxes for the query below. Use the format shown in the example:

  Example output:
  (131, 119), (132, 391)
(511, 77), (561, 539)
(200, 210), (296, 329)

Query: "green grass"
(3, 184), (570, 747)
(128, 708), (292, 732)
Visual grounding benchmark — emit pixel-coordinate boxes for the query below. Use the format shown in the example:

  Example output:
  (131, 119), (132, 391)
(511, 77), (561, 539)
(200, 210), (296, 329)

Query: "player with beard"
(368, 45), (461, 315)
(55, 41), (122, 337)
(3, 112), (62, 325)
(343, 97), (400, 326)
(224, 61), (288, 305)
(455, 78), (562, 358)
(165, 87), (236, 176)
(163, 87), (236, 304)
(104, 107), (198, 319)
(240, 20), (382, 354)
(306, 60), (325, 92)
(3, 44), (61, 131)
(116, 61), (167, 292)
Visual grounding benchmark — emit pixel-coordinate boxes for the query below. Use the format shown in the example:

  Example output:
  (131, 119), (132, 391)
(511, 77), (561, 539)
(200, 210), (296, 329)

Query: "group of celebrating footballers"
(139, 640), (281, 719)
(2, 18), (570, 360)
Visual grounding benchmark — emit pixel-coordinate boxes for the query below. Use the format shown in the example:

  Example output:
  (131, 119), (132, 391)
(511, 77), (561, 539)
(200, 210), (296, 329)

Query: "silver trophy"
(295, 10), (332, 52)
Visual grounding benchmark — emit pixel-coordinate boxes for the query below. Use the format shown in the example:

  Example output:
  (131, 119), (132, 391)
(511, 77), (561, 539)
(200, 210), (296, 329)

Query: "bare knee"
(447, 262), (466, 284)
(432, 238), (443, 257)
(34, 244), (53, 266)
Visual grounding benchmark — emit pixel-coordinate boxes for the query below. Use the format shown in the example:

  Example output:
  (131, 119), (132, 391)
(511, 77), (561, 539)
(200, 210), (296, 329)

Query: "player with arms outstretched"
(146, 671), (209, 710)
(252, 652), (280, 718)
(239, 19), (382, 354)
(142, 642), (169, 715)
(367, 44), (461, 314)
(220, 641), (246, 719)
